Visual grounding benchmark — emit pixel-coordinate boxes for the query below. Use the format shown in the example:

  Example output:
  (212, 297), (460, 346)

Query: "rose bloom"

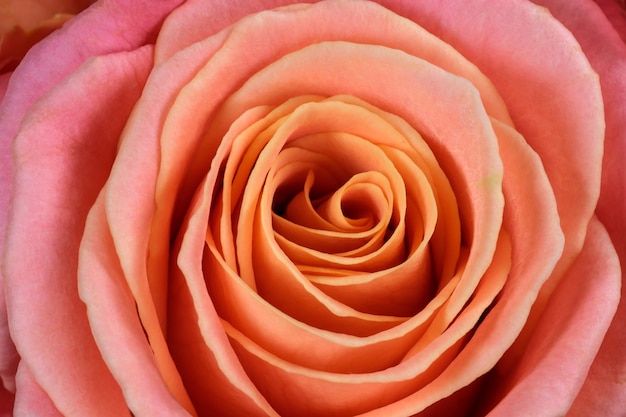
(0, 0), (625, 415)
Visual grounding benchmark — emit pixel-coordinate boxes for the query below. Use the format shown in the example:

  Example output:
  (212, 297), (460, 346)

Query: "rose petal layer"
(3, 47), (153, 416)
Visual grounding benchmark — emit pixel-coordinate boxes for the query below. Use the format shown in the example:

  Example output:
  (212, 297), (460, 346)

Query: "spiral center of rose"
(204, 95), (462, 326)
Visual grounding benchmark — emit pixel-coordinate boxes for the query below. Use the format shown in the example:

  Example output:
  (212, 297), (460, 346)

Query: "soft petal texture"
(13, 362), (62, 416)
(0, 73), (16, 410)
(78, 196), (196, 416)
(355, 114), (565, 417)
(533, 0), (626, 414)
(0, 0), (186, 209)
(89, 4), (508, 413)
(481, 218), (621, 416)
(2, 46), (154, 416)
(0, 0), (184, 411)
(390, 0), (604, 333)
(0, 0), (621, 416)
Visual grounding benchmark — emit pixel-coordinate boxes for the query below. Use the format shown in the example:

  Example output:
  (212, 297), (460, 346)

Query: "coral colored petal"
(394, 0), (604, 281)
(13, 362), (62, 417)
(3, 47), (152, 416)
(169, 188), (280, 417)
(567, 300), (626, 417)
(156, 0), (514, 132)
(534, 0), (626, 413)
(223, 235), (509, 416)
(482, 218), (621, 416)
(155, 0), (508, 258)
(154, 0), (302, 61)
(358, 114), (565, 417)
(214, 39), (503, 330)
(78, 196), (195, 416)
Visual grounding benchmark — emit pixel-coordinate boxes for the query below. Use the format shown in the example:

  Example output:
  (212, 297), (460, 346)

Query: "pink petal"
(78, 195), (196, 416)
(533, 0), (626, 413)
(387, 0), (604, 321)
(3, 46), (153, 416)
(0, 0), (185, 170)
(0, 71), (17, 402)
(481, 218), (621, 416)
(12, 362), (62, 417)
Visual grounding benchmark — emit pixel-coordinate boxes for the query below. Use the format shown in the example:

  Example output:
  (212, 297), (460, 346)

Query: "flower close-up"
(0, 0), (624, 416)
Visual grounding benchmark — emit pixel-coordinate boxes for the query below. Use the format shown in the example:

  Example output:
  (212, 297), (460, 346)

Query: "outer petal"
(78, 195), (195, 417)
(2, 46), (153, 416)
(482, 218), (621, 416)
(0, 72), (16, 407)
(154, 0), (305, 61)
(0, 0), (185, 237)
(533, 0), (626, 414)
(12, 362), (62, 417)
(0, 0), (184, 142)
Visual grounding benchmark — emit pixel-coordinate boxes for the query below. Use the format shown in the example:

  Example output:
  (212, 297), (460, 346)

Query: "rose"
(0, 0), (624, 415)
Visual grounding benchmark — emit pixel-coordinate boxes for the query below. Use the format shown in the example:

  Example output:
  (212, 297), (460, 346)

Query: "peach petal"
(3, 47), (153, 416)
(479, 218), (621, 416)
(265, 146), (434, 317)
(78, 196), (195, 416)
(216, 40), (503, 336)
(204, 239), (463, 373)
(100, 30), (232, 414)
(222, 233), (509, 416)
(241, 124), (406, 273)
(271, 158), (396, 258)
(330, 96), (461, 284)
(154, 0), (297, 62)
(13, 362), (62, 417)
(177, 126), (470, 377)
(396, 0), (604, 327)
(208, 96), (320, 284)
(271, 163), (384, 254)
(157, 1), (511, 127)
(168, 188), (280, 417)
(201, 91), (458, 334)
(255, 138), (434, 318)
(355, 122), (564, 416)
(414, 118), (565, 413)
(155, 0), (508, 274)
